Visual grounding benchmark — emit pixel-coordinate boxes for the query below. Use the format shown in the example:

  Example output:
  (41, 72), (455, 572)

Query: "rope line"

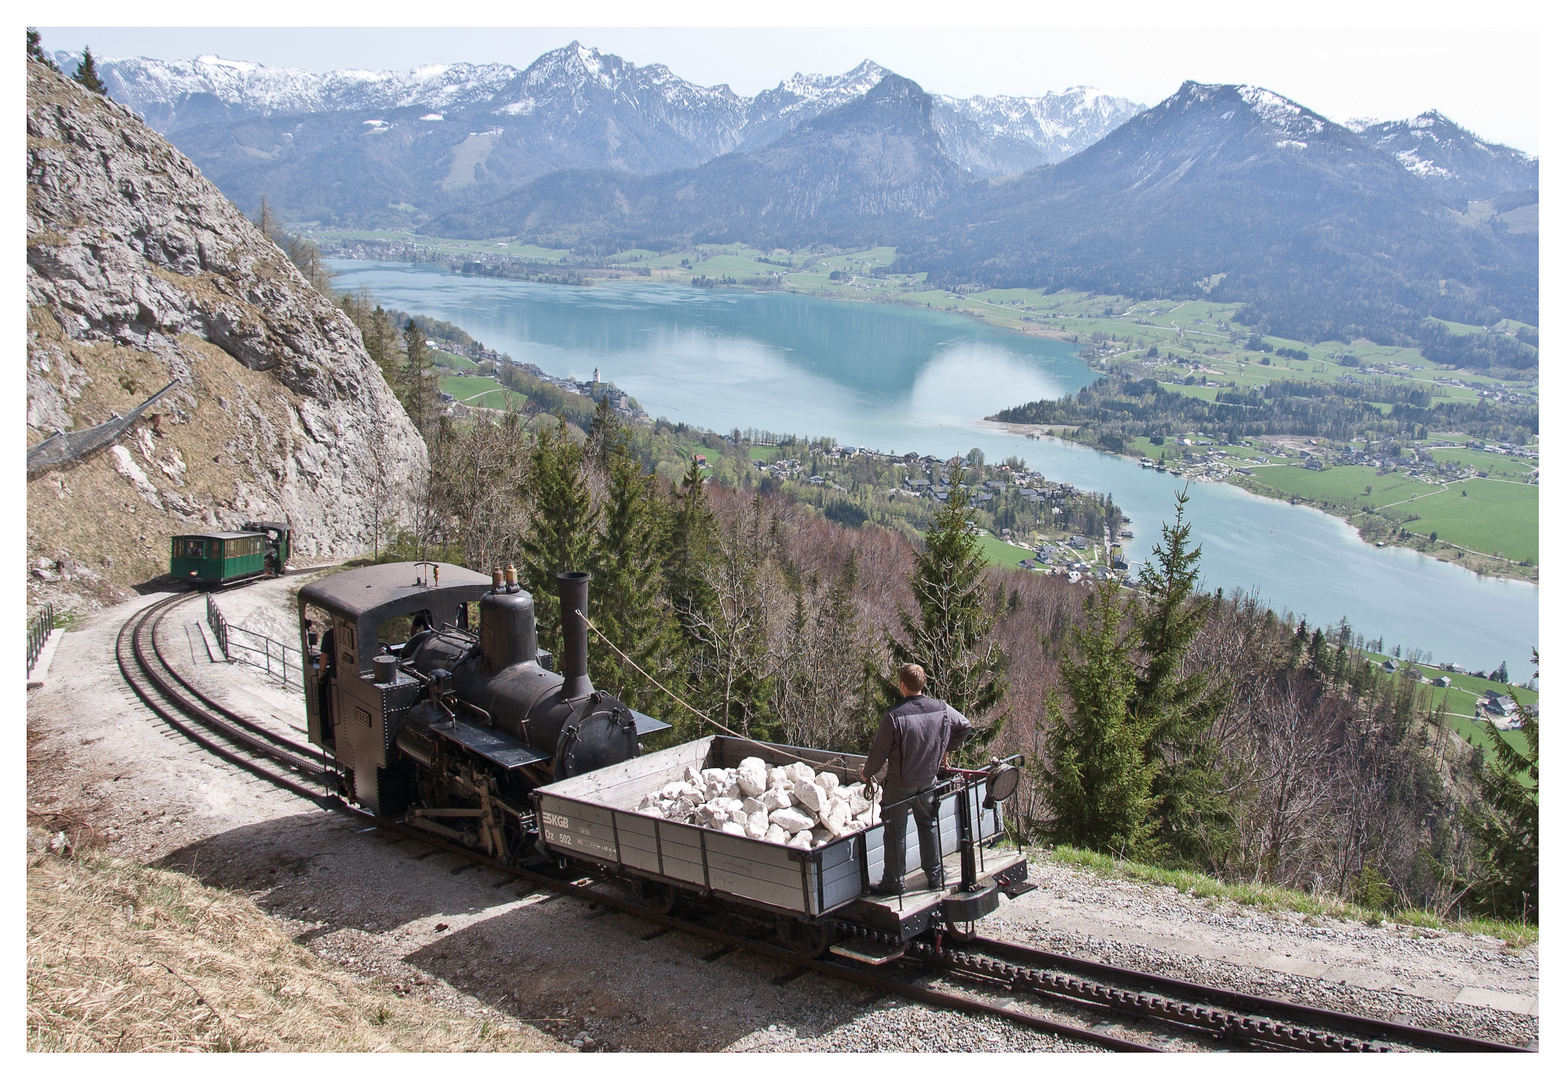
(573, 608), (847, 773)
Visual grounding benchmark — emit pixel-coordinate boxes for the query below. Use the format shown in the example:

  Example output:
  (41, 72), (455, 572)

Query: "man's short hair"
(898, 663), (927, 694)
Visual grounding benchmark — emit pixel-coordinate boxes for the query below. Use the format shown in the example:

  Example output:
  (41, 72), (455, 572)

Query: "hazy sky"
(36, 7), (1543, 153)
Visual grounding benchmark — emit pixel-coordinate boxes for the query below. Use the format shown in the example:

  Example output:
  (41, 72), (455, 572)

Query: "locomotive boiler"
(298, 561), (668, 857)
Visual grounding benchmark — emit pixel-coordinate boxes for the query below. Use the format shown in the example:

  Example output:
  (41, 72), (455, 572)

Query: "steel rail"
(954, 935), (1528, 1053)
(115, 592), (336, 803)
(144, 596), (328, 770)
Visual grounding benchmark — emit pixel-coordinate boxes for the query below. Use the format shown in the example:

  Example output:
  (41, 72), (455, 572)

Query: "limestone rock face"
(26, 60), (425, 613)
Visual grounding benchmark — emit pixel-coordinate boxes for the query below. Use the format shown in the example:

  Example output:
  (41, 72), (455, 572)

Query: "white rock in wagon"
(786, 829), (814, 850)
(736, 766), (766, 797)
(792, 779), (825, 813)
(759, 787), (792, 812)
(818, 773), (840, 797)
(769, 807), (815, 834)
(821, 800), (854, 837)
(745, 811), (769, 838)
(764, 823), (788, 844)
(784, 762), (816, 786)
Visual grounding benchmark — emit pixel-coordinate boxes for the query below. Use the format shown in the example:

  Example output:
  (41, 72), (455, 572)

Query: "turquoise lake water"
(328, 260), (1539, 678)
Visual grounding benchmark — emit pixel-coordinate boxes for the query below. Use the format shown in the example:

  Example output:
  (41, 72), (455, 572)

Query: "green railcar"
(170, 532), (270, 585)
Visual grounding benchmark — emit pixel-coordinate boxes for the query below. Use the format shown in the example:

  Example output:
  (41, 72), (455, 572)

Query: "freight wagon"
(534, 734), (1031, 955)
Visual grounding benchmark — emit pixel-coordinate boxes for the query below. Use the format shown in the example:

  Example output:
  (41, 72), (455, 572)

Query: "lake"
(328, 260), (1539, 678)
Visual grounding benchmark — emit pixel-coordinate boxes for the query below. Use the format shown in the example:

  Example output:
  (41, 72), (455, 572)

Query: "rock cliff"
(26, 60), (426, 614)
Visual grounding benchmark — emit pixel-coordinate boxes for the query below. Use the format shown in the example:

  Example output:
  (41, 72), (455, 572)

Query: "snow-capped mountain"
(933, 85), (1143, 175)
(67, 51), (524, 117)
(61, 43), (1146, 225)
(1347, 110), (1537, 203)
(490, 43), (748, 161)
(735, 60), (894, 151)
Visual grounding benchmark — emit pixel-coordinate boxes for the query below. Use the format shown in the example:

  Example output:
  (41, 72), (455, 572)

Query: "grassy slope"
(27, 842), (558, 1052)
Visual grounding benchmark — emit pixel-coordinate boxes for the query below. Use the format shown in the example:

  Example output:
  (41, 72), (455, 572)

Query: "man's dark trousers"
(879, 782), (943, 890)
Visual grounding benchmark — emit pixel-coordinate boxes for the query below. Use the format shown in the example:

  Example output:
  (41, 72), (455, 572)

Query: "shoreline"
(983, 421), (1539, 586)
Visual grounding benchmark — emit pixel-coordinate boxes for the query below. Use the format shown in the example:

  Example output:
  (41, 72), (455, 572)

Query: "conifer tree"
(253, 196), (280, 241)
(516, 417), (600, 659)
(665, 457), (717, 643)
(72, 46), (106, 95)
(1036, 583), (1158, 853)
(1133, 490), (1231, 860)
(1465, 651), (1539, 919)
(27, 29), (59, 71)
(583, 401), (680, 711)
(400, 319), (440, 435)
(889, 465), (1008, 755)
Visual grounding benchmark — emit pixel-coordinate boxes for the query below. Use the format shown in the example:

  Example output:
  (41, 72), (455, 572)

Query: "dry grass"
(26, 836), (562, 1052)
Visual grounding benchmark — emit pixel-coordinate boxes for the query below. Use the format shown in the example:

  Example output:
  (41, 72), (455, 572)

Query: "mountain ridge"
(65, 43), (1143, 225)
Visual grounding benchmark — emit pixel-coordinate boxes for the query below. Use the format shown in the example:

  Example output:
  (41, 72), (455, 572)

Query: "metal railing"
(205, 594), (228, 656)
(205, 595), (299, 691)
(27, 604), (55, 676)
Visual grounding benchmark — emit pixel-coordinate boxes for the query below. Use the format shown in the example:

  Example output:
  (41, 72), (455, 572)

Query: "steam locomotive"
(297, 562), (668, 857)
(298, 561), (1030, 949)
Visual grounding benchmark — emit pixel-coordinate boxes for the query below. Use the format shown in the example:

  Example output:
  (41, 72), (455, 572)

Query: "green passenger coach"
(169, 522), (290, 585)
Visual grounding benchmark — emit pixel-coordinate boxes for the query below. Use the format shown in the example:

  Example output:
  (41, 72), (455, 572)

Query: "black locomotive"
(298, 562), (668, 857)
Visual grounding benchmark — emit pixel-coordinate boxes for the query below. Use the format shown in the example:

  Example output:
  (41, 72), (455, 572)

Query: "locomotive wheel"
(782, 919), (835, 959)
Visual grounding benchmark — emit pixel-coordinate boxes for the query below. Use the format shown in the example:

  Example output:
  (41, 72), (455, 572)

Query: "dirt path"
(27, 580), (1537, 1051)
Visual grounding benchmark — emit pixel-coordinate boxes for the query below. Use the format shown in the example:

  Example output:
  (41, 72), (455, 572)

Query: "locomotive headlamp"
(985, 761), (1020, 804)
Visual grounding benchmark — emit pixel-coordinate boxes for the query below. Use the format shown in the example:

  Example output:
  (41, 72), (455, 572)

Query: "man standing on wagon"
(861, 663), (971, 895)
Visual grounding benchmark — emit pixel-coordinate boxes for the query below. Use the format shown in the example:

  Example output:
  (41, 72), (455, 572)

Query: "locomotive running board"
(829, 938), (906, 965)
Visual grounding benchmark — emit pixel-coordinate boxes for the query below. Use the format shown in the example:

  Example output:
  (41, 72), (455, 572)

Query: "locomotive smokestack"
(556, 571), (592, 700)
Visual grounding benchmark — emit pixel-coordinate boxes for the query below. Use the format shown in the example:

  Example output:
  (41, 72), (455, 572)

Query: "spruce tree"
(1133, 490), (1231, 861)
(586, 406), (679, 711)
(665, 457), (717, 642)
(400, 319), (439, 434)
(1036, 583), (1158, 853)
(889, 465), (1008, 756)
(72, 46), (106, 95)
(516, 417), (600, 660)
(27, 29), (59, 71)
(1465, 651), (1539, 919)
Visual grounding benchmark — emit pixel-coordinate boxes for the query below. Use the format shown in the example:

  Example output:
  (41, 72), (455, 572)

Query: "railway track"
(911, 935), (1527, 1052)
(116, 586), (1531, 1054)
(115, 588), (338, 804)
